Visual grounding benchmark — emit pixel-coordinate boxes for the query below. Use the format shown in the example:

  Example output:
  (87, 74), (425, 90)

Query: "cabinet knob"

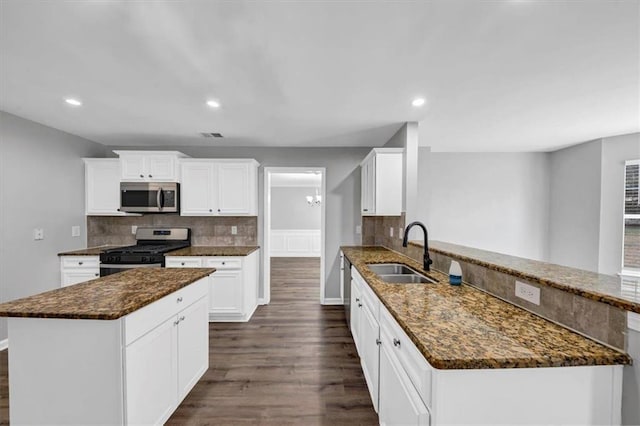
(209, 209), (213, 212)
(148, 174), (152, 178)
(94, 273), (99, 277)
(358, 303), (362, 308)
(393, 338), (401, 348)
(78, 261), (83, 265)
(181, 262), (185, 266)
(217, 209), (221, 212)
(173, 320), (180, 326)
(179, 315), (185, 321)
(140, 174), (144, 178)
(376, 338), (381, 346)
(177, 297), (183, 303)
(222, 262), (226, 265)
(355, 297), (360, 302)
(363, 209), (368, 212)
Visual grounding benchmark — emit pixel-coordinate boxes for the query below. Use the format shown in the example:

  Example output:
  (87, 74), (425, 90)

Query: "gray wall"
(548, 139), (603, 272)
(0, 111), (106, 341)
(271, 186), (321, 230)
(110, 145), (369, 301)
(599, 133), (640, 275)
(421, 152), (550, 261)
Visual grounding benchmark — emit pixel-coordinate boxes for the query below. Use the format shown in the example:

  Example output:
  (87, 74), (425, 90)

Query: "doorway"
(264, 167), (326, 304)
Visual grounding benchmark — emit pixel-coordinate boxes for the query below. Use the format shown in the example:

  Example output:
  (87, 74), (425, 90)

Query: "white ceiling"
(0, 1), (638, 152)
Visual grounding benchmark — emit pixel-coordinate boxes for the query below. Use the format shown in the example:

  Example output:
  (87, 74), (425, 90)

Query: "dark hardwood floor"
(167, 257), (377, 425)
(0, 257), (377, 425)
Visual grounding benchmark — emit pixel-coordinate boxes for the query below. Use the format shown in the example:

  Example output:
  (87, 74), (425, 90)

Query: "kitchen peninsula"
(0, 267), (215, 425)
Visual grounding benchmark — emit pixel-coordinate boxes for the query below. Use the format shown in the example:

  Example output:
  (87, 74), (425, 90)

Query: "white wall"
(599, 133), (640, 274)
(548, 139), (603, 271)
(0, 111), (106, 341)
(421, 152), (550, 261)
(110, 145), (368, 301)
(271, 186), (321, 230)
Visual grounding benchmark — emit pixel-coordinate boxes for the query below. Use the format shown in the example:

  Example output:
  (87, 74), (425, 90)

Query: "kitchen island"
(0, 267), (215, 425)
(342, 246), (631, 425)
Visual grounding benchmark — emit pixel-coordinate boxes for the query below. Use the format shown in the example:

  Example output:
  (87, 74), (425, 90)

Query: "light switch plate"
(33, 228), (44, 240)
(356, 225), (362, 235)
(231, 226), (238, 235)
(71, 225), (81, 237)
(131, 225), (137, 235)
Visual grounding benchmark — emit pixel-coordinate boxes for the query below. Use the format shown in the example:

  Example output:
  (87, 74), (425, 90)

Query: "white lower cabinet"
(348, 264), (625, 426)
(166, 250), (259, 322)
(60, 256), (100, 287)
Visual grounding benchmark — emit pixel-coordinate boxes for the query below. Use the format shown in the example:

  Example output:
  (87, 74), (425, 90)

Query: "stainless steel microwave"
(120, 182), (179, 213)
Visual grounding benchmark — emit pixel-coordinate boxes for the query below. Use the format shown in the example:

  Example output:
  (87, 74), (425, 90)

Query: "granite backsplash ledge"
(87, 215), (257, 247)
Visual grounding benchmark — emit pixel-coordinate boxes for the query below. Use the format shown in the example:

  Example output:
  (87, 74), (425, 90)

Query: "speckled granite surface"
(0, 268), (215, 320)
(166, 246), (260, 256)
(422, 240), (640, 314)
(58, 245), (122, 256)
(342, 246), (631, 370)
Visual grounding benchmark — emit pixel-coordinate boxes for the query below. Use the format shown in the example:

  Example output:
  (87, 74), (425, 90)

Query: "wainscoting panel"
(270, 229), (321, 257)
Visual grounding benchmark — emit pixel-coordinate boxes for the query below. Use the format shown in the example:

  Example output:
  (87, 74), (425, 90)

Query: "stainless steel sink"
(367, 263), (416, 275)
(367, 263), (438, 284)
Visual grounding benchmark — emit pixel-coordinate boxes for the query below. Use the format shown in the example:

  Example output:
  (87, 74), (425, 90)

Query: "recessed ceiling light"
(206, 100), (221, 108)
(411, 97), (426, 107)
(65, 98), (82, 106)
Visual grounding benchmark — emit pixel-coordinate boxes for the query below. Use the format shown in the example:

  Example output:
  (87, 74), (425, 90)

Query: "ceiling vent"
(200, 132), (223, 138)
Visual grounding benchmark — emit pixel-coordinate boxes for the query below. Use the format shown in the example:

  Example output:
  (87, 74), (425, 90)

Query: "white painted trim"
(270, 229), (321, 257)
(628, 312), (640, 332)
(258, 297), (267, 305)
(0, 338), (7, 351)
(323, 298), (343, 305)
(264, 167), (326, 305)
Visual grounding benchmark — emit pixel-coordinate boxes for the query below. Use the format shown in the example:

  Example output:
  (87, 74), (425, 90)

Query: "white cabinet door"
(61, 270), (100, 287)
(84, 159), (122, 215)
(361, 157), (376, 215)
(208, 270), (243, 316)
(125, 315), (178, 426)
(350, 278), (362, 355)
(379, 337), (430, 426)
(147, 155), (176, 181)
(360, 302), (380, 412)
(181, 163), (215, 216)
(120, 154), (146, 181)
(177, 297), (209, 402)
(217, 163), (251, 215)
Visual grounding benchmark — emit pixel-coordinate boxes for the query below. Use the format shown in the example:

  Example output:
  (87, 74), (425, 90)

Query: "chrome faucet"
(402, 221), (433, 272)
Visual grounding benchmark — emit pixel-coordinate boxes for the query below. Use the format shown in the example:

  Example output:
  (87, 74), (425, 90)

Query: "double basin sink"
(367, 263), (437, 284)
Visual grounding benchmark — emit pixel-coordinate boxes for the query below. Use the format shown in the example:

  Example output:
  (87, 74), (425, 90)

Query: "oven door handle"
(100, 264), (163, 269)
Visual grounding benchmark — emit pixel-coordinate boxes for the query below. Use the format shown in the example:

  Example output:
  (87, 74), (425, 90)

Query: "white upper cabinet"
(114, 151), (188, 182)
(83, 158), (125, 216)
(360, 148), (403, 216)
(180, 159), (258, 216)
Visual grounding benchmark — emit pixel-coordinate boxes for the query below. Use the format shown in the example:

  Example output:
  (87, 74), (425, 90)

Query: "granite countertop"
(0, 268), (215, 320)
(341, 246), (631, 370)
(166, 246), (260, 256)
(420, 240), (640, 314)
(58, 245), (123, 256)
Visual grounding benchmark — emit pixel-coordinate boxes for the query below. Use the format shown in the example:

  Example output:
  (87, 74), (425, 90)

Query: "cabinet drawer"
(380, 303), (433, 409)
(125, 277), (209, 345)
(165, 257), (203, 268)
(61, 256), (100, 268)
(360, 280), (380, 322)
(204, 258), (242, 270)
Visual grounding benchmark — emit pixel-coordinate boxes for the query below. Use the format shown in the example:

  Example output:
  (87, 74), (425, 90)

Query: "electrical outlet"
(356, 225), (362, 235)
(33, 228), (44, 240)
(131, 225), (137, 235)
(515, 281), (540, 305)
(71, 226), (81, 237)
(389, 227), (394, 237)
(231, 226), (238, 235)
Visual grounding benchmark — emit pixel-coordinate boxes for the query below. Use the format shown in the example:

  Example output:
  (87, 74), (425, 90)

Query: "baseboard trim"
(322, 298), (343, 305)
(258, 298), (268, 305)
(0, 338), (7, 351)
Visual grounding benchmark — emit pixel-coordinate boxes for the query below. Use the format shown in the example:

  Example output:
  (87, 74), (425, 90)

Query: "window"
(623, 159), (640, 273)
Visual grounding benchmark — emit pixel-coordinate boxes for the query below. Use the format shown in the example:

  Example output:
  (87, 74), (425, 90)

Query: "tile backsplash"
(362, 214), (627, 351)
(87, 215), (257, 247)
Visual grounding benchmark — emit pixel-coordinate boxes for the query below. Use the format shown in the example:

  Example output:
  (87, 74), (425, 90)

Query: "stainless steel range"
(99, 227), (191, 277)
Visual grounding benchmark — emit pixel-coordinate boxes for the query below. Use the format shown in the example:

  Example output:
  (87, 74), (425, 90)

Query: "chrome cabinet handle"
(393, 338), (401, 348)
(177, 297), (183, 303)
